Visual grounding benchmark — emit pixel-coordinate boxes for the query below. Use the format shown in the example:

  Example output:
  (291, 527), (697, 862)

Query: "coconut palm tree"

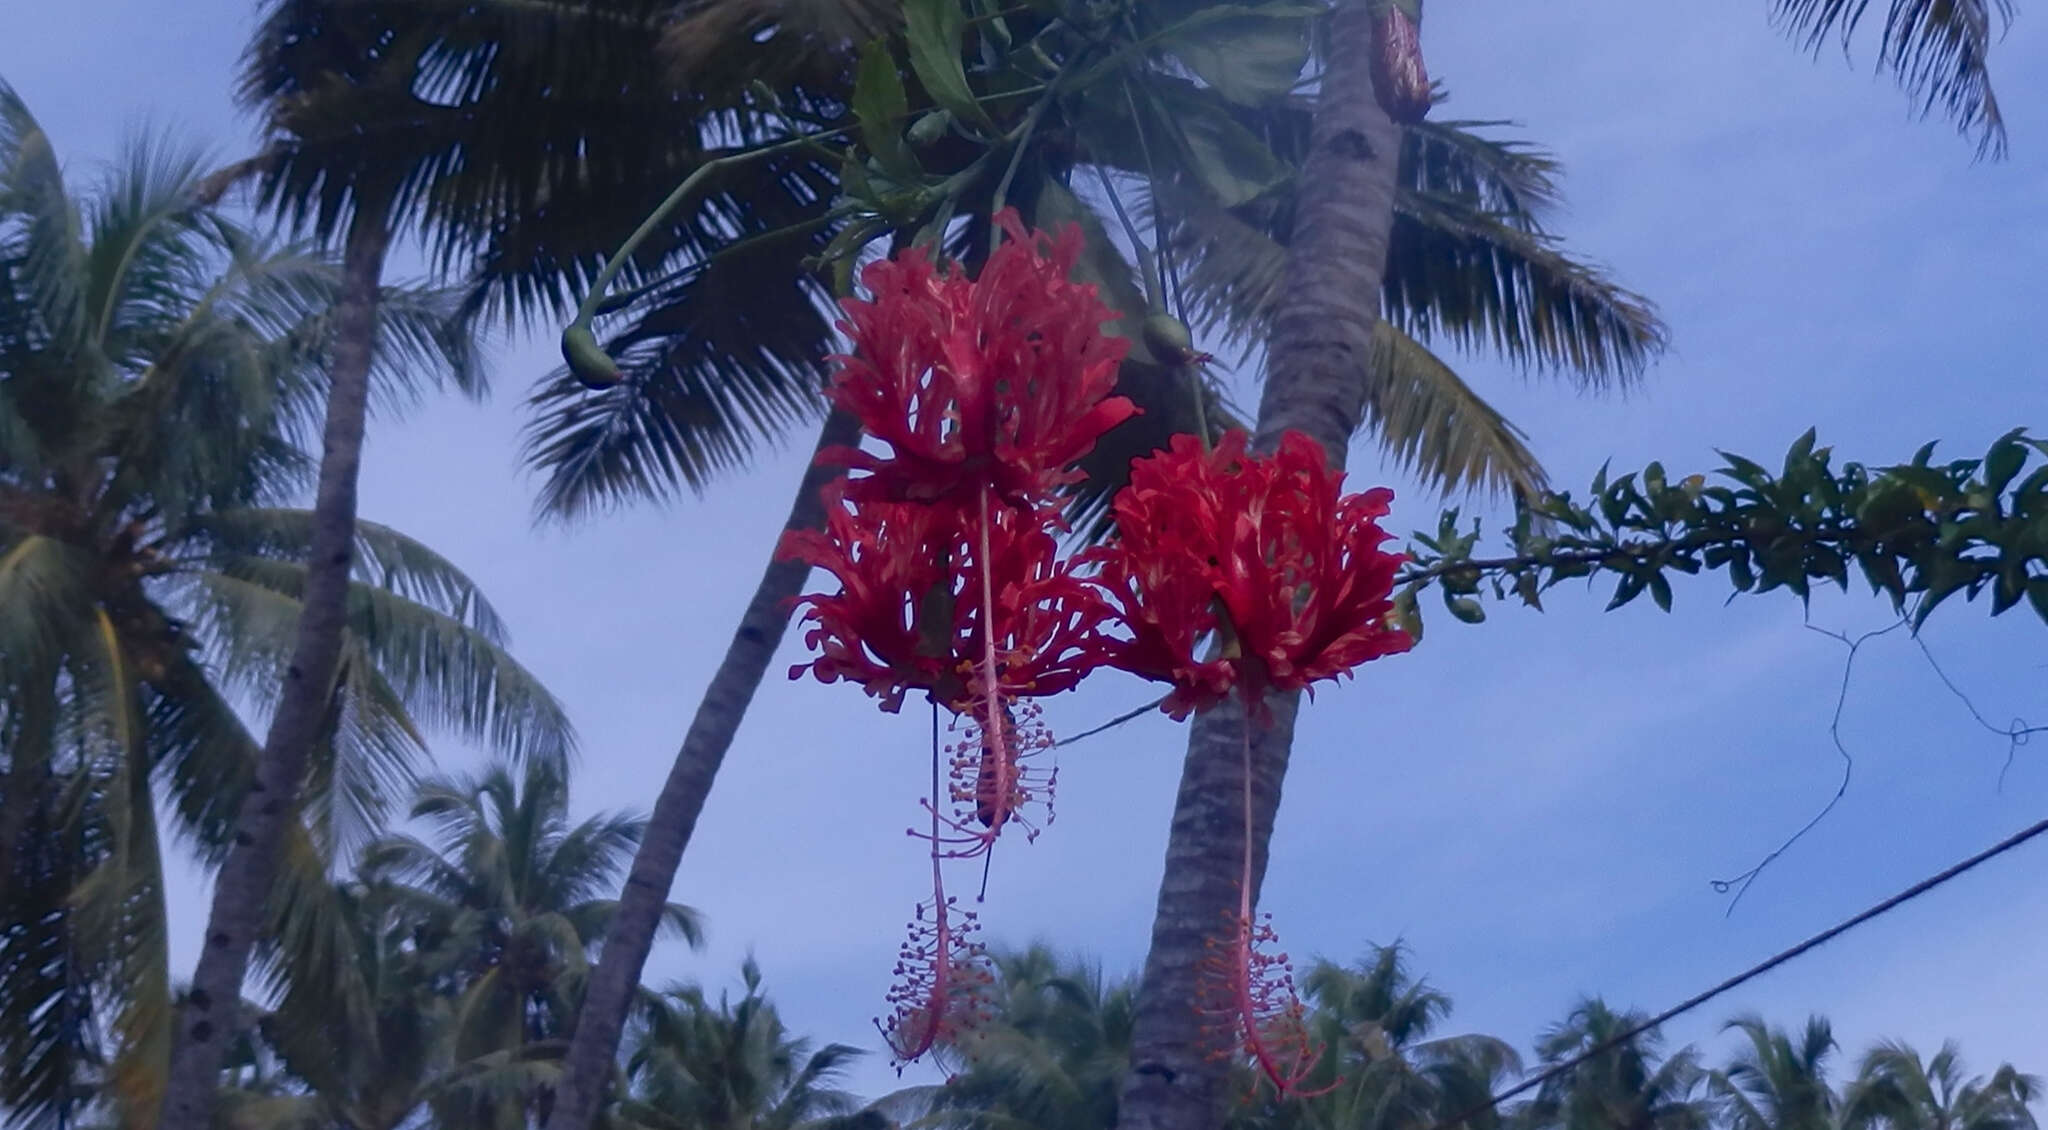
(0, 79), (572, 1130)
(1239, 944), (1521, 1130)
(157, 0), (814, 1111)
(1842, 1042), (2039, 1130)
(1517, 1000), (1713, 1130)
(615, 958), (884, 1130)
(351, 758), (705, 1126)
(211, 879), (455, 1130)
(889, 944), (1139, 1130)
(1116, 0), (2017, 1121)
(1709, 1016), (1841, 1130)
(535, 10), (1664, 1118)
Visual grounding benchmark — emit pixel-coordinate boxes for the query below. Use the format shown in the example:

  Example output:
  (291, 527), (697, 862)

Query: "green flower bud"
(562, 323), (620, 390)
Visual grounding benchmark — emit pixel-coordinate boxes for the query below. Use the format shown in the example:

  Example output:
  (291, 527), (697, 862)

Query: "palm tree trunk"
(545, 406), (859, 1130)
(158, 215), (392, 1130)
(1114, 1), (1405, 1127)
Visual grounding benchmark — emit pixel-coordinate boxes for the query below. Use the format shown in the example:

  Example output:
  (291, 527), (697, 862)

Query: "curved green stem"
(1090, 164), (1157, 306)
(989, 94), (1054, 241)
(561, 131), (845, 387)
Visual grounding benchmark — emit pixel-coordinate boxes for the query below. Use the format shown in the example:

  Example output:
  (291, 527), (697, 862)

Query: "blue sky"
(7, 0), (2047, 1105)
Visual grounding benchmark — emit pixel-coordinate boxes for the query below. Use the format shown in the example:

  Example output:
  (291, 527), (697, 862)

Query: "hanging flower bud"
(1141, 311), (1212, 369)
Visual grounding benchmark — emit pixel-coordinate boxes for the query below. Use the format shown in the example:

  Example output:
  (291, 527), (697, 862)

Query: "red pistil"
(875, 873), (994, 1072)
(1195, 708), (1335, 1100)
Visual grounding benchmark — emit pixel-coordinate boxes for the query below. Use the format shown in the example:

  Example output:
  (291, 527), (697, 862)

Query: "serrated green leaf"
(904, 0), (993, 130)
(1514, 571), (1543, 611)
(1648, 572), (1673, 612)
(1991, 566), (2026, 615)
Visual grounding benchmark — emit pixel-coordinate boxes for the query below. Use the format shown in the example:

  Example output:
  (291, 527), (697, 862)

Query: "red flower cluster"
(780, 212), (1414, 1085)
(819, 209), (1135, 507)
(1088, 430), (1414, 718)
(781, 211), (1136, 1071)
(782, 492), (1108, 714)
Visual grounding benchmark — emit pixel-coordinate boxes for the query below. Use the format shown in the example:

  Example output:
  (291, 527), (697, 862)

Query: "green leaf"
(1727, 548), (1756, 592)
(854, 39), (919, 182)
(1606, 572), (1646, 611)
(903, 0), (993, 130)
(1168, 97), (1288, 207)
(1983, 428), (2028, 495)
(1160, 4), (1312, 105)
(1783, 426), (1818, 478)
(1090, 79), (1288, 208)
(1648, 572), (1673, 612)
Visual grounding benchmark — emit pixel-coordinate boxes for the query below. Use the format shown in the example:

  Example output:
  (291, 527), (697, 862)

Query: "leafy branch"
(1394, 427), (2048, 636)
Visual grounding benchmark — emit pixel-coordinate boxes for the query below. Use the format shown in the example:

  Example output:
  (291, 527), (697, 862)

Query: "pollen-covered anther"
(914, 692), (1058, 860)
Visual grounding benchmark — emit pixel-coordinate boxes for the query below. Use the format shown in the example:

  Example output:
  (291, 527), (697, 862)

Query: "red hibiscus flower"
(779, 485), (960, 712)
(1090, 429), (1413, 716)
(819, 208), (1137, 508)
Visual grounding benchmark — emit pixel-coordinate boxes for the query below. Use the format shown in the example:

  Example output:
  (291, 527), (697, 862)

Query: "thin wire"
(1421, 811), (2048, 1130)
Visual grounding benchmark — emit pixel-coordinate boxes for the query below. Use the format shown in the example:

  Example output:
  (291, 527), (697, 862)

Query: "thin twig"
(1709, 617), (1908, 912)
(1911, 633), (2046, 791)
(1055, 696), (1168, 748)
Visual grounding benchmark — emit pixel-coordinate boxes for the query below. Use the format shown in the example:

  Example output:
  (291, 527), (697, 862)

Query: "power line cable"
(1423, 812), (2048, 1130)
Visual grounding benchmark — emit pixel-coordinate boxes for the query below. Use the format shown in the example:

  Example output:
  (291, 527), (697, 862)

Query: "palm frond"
(1368, 319), (1540, 497)
(659, 0), (892, 96)
(1769, 0), (2011, 158)
(0, 78), (90, 364)
(1156, 122), (1667, 392)
(1031, 176), (1245, 544)
(519, 205), (838, 520)
(298, 649), (429, 861)
(183, 508), (512, 642)
(0, 537), (95, 686)
(1383, 192), (1666, 389)
(238, 0), (779, 324)
(78, 130), (218, 364)
(180, 561), (575, 768)
(0, 764), (102, 1129)
(70, 741), (173, 1128)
